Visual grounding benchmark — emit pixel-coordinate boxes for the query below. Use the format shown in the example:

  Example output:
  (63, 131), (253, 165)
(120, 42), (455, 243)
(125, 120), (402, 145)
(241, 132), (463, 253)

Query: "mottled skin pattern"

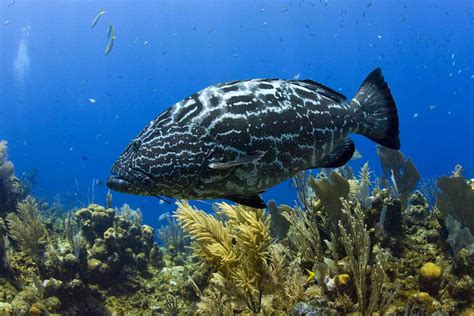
(108, 69), (399, 207)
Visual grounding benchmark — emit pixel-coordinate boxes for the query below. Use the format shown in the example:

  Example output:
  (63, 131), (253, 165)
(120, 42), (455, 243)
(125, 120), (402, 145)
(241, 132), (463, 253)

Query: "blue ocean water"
(1, 0), (473, 226)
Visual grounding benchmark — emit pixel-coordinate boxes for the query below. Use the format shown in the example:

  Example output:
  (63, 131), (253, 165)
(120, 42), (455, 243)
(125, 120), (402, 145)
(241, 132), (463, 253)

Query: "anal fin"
(225, 194), (267, 209)
(318, 139), (355, 168)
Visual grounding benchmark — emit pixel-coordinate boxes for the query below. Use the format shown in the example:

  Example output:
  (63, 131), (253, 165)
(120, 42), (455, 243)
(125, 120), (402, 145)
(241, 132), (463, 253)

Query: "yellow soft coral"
(175, 200), (271, 313)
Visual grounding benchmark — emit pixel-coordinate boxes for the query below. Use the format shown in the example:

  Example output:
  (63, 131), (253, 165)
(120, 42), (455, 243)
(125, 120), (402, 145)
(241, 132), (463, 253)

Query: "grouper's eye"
(132, 139), (142, 151)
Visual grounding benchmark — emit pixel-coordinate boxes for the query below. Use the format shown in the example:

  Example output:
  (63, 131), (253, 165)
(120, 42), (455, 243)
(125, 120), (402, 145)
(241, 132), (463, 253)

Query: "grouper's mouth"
(106, 163), (152, 195)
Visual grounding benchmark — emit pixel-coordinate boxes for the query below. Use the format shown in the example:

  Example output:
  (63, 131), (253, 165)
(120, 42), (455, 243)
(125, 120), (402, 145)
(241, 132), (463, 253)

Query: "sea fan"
(6, 196), (46, 261)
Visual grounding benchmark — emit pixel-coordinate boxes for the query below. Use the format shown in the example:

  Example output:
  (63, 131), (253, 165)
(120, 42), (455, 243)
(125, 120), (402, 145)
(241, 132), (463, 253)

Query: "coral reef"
(75, 204), (156, 288)
(0, 200), (162, 314)
(0, 144), (473, 315)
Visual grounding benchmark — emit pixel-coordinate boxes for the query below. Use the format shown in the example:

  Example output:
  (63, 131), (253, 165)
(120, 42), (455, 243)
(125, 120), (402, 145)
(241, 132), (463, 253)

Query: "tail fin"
(351, 68), (400, 150)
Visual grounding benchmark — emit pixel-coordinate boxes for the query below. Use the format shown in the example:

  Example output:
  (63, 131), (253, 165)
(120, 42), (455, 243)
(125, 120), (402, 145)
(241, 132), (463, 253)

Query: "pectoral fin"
(318, 139), (355, 168)
(209, 151), (266, 170)
(225, 194), (267, 209)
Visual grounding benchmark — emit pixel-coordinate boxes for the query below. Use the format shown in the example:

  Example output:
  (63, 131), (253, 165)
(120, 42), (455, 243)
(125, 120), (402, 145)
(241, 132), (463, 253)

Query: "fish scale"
(107, 68), (400, 208)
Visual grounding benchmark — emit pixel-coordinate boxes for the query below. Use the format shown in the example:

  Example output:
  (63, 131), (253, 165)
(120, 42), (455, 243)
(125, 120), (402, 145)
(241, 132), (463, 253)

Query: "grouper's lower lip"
(106, 175), (133, 193)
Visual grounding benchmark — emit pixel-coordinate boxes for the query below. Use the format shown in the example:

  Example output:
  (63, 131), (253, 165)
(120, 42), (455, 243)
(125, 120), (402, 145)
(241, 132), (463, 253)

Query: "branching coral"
(64, 211), (83, 258)
(436, 165), (474, 233)
(292, 170), (314, 211)
(419, 177), (438, 208)
(196, 282), (234, 315)
(175, 201), (271, 313)
(116, 203), (142, 225)
(6, 196), (46, 261)
(156, 215), (187, 253)
(276, 256), (308, 309)
(338, 199), (391, 316)
(281, 204), (323, 263)
(355, 162), (373, 209)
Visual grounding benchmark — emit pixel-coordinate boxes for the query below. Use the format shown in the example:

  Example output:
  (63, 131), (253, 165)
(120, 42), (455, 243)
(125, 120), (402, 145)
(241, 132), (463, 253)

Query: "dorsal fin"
(290, 79), (347, 103)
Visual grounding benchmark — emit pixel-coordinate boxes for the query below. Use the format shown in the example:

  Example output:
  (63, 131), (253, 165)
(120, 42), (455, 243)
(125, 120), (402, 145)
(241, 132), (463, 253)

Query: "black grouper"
(107, 68), (399, 208)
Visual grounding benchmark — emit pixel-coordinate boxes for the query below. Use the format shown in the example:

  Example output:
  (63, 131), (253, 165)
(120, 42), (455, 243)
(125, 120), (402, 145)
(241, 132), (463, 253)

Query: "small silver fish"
(158, 212), (170, 221)
(104, 38), (114, 55)
(104, 25), (115, 55)
(91, 9), (106, 29)
(107, 23), (113, 38)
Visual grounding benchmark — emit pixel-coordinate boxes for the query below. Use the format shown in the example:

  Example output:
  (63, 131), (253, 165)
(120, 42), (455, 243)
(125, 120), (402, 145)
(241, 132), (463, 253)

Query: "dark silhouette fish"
(107, 68), (399, 208)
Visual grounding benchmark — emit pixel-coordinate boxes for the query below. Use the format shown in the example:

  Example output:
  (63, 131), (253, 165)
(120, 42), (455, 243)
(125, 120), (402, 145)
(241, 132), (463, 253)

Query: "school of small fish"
(90, 9), (115, 55)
